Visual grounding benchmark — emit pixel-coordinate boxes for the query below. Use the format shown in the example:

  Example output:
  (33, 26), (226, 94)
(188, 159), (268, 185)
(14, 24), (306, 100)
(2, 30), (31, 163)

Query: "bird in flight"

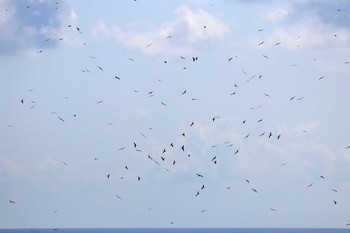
(9, 200), (16, 204)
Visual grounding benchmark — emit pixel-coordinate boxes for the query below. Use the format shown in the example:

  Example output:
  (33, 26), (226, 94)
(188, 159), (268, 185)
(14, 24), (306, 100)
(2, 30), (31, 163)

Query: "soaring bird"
(196, 173), (204, 178)
(195, 191), (200, 197)
(252, 188), (258, 193)
(9, 200), (16, 204)
(181, 90), (187, 95)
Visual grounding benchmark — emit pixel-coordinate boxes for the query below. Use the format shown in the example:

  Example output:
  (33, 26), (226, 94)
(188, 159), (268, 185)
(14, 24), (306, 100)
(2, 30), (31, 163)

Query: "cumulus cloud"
(0, 0), (78, 55)
(92, 5), (229, 57)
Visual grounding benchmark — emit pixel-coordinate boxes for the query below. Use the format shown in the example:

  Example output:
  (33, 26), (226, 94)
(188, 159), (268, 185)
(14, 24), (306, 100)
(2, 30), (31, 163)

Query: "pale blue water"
(0, 229), (349, 233)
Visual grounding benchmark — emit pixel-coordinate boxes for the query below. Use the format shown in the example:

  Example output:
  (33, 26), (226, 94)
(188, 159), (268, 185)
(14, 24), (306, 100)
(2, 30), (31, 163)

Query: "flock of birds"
(4, 0), (350, 229)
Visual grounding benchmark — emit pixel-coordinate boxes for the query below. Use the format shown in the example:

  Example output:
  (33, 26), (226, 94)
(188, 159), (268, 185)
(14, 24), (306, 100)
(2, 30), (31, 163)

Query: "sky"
(1, 0), (350, 229)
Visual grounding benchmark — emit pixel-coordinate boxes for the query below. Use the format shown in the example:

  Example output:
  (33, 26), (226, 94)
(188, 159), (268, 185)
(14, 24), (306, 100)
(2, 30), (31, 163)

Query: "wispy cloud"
(92, 5), (229, 57)
(0, 0), (78, 55)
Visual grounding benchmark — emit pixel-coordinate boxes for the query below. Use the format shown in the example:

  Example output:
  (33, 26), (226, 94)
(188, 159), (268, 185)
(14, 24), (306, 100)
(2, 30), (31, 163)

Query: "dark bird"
(181, 145), (185, 151)
(173, 160), (176, 165)
(281, 162), (288, 166)
(234, 149), (239, 155)
(107, 174), (110, 179)
(345, 146), (350, 149)
(161, 156), (165, 161)
(258, 41), (264, 46)
(125, 165), (128, 170)
(320, 175), (325, 179)
(20, 99), (24, 104)
(290, 96), (296, 101)
(146, 43), (153, 48)
(133, 142), (137, 148)
(97, 66), (103, 71)
(170, 143), (174, 147)
(162, 149), (166, 154)
(201, 185), (205, 190)
(115, 76), (120, 80)
(57, 116), (65, 122)
(62, 161), (68, 166)
(277, 134), (281, 139)
(161, 102), (167, 106)
(262, 54), (269, 59)
(118, 147), (126, 150)
(318, 76), (325, 80)
(257, 119), (263, 123)
(307, 183), (313, 188)
(200, 209), (207, 213)
(268, 132), (272, 138)
(211, 156), (216, 162)
(252, 188), (258, 193)
(196, 173), (204, 178)
(244, 133), (250, 139)
(97, 100), (104, 104)
(190, 122), (194, 127)
(9, 200), (15, 204)
(331, 189), (338, 193)
(245, 179), (250, 183)
(137, 176), (141, 181)
(270, 208), (277, 211)
(195, 191), (200, 197)
(192, 56), (198, 62)
(116, 194), (123, 200)
(333, 200), (337, 205)
(181, 90), (187, 95)
(259, 132), (266, 137)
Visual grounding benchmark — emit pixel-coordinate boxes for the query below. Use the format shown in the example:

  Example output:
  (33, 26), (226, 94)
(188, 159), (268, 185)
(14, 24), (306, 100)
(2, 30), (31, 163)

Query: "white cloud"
(92, 5), (229, 57)
(0, 0), (78, 55)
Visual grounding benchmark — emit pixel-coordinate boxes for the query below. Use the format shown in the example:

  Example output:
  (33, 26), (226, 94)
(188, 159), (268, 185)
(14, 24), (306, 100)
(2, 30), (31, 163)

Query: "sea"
(0, 229), (349, 233)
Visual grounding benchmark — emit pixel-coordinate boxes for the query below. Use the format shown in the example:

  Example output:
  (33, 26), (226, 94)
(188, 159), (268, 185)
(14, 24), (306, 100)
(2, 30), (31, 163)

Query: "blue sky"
(1, 0), (350, 229)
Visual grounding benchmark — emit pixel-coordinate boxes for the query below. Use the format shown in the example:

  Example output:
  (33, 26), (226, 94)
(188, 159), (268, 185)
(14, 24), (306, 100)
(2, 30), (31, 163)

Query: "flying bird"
(9, 200), (16, 204)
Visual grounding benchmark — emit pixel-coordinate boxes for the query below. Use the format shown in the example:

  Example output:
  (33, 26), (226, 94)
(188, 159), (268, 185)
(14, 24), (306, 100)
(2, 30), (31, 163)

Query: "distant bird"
(275, 42), (281, 46)
(281, 162), (288, 166)
(161, 102), (167, 106)
(190, 122), (194, 127)
(201, 185), (205, 190)
(107, 174), (110, 179)
(116, 194), (123, 200)
(258, 28), (264, 32)
(333, 200), (337, 205)
(196, 173), (204, 178)
(9, 200), (15, 204)
(115, 76), (120, 80)
(146, 43), (153, 48)
(277, 134), (281, 139)
(345, 146), (350, 149)
(118, 147), (126, 150)
(62, 161), (68, 166)
(258, 41), (264, 46)
(268, 132), (272, 138)
(200, 209), (207, 213)
(331, 189), (338, 193)
(245, 179), (250, 183)
(170, 143), (174, 147)
(20, 99), (24, 104)
(195, 191), (200, 197)
(192, 56), (198, 62)
(270, 208), (277, 211)
(137, 176), (141, 181)
(181, 145), (185, 151)
(173, 160), (176, 165)
(57, 116), (65, 122)
(181, 90), (187, 95)
(211, 156), (216, 162)
(257, 119), (263, 122)
(318, 76), (325, 80)
(320, 176), (325, 179)
(290, 96), (296, 101)
(259, 132), (266, 137)
(262, 54), (269, 59)
(97, 66), (103, 71)
(307, 183), (313, 188)
(97, 100), (103, 104)
(252, 188), (258, 193)
(133, 142), (137, 148)
(234, 149), (239, 155)
(244, 133), (250, 139)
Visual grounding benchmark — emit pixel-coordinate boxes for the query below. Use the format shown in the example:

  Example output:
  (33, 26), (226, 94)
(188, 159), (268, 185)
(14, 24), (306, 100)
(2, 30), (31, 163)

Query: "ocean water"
(0, 229), (349, 233)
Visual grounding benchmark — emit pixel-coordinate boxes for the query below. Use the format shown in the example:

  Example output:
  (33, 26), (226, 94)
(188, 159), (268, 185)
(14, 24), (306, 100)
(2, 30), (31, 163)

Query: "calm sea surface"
(0, 229), (349, 233)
